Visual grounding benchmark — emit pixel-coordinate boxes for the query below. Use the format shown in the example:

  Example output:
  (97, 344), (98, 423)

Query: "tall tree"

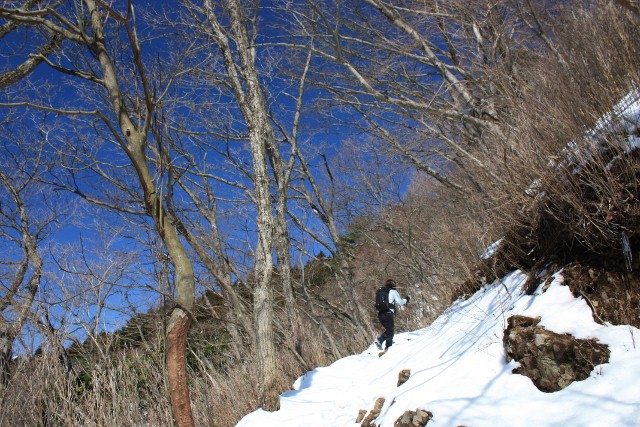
(0, 1), (197, 424)
(188, 0), (281, 409)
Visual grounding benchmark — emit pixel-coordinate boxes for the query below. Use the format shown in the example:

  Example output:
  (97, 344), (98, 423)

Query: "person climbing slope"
(374, 279), (410, 351)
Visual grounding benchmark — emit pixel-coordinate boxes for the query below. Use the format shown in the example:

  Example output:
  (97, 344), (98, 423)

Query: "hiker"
(374, 279), (410, 351)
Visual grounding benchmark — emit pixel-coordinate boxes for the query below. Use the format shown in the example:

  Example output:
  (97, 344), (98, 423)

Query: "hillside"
(2, 3), (639, 426)
(234, 89), (640, 426)
(237, 267), (640, 427)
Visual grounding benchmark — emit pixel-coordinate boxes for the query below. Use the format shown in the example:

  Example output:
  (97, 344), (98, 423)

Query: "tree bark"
(202, 0), (280, 409)
(84, 2), (197, 424)
(166, 308), (193, 427)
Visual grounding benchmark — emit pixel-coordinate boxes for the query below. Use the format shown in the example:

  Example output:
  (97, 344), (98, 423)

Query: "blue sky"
(0, 0), (429, 353)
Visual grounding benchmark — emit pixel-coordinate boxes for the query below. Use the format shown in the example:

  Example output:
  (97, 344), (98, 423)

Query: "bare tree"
(183, 0), (282, 409)
(0, 0), (63, 88)
(284, 0), (561, 197)
(169, 171), (256, 359)
(0, 172), (44, 386)
(0, 2), (199, 424)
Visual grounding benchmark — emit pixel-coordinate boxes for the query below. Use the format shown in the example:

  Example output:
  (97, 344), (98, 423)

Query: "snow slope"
(237, 270), (640, 426)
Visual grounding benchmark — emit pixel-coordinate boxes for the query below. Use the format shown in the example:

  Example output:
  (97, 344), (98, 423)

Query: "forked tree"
(0, 1), (197, 424)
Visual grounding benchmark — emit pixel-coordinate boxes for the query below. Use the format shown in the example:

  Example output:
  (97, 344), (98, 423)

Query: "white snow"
(237, 91), (640, 427)
(480, 239), (502, 259)
(237, 270), (640, 426)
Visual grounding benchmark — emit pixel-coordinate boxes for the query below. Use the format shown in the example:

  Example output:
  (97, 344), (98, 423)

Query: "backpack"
(375, 287), (392, 312)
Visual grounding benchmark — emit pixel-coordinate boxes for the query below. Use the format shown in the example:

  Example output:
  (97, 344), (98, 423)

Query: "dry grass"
(462, 3), (640, 276)
(3, 4), (639, 427)
(1, 346), (172, 427)
(347, 174), (500, 326)
(0, 312), (345, 427)
(351, 3), (640, 306)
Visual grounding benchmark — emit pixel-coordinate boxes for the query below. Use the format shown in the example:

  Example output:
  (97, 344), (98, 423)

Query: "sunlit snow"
(238, 270), (640, 426)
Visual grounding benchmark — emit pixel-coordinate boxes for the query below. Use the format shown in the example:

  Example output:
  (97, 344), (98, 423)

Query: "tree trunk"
(85, 1), (197, 422)
(128, 133), (196, 426)
(0, 172), (43, 386)
(166, 308), (193, 427)
(203, 0), (281, 409)
(247, 114), (278, 410)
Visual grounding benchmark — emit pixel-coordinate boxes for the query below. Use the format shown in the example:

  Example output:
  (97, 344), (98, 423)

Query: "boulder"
(503, 315), (610, 392)
(394, 409), (433, 427)
(361, 397), (385, 427)
(397, 369), (411, 387)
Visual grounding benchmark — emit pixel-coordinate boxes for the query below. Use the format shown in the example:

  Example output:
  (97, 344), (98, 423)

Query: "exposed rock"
(562, 262), (640, 328)
(504, 315), (610, 392)
(361, 397), (385, 427)
(394, 409), (433, 427)
(356, 409), (367, 423)
(397, 369), (411, 387)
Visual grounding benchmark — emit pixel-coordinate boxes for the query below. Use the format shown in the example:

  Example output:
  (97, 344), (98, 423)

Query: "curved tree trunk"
(85, 2), (196, 424)
(0, 2), (198, 423)
(128, 132), (196, 426)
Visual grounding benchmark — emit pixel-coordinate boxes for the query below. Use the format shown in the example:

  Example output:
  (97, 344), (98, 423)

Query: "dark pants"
(378, 310), (395, 349)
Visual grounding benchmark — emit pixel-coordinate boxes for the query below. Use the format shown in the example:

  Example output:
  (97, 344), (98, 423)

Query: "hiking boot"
(374, 339), (383, 350)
